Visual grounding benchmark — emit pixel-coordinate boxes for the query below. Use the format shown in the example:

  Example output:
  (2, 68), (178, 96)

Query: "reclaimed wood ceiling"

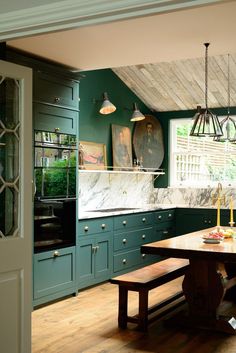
(113, 53), (236, 112)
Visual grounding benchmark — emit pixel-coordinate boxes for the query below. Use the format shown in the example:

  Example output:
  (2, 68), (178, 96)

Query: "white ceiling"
(8, 1), (236, 72)
(7, 1), (236, 112)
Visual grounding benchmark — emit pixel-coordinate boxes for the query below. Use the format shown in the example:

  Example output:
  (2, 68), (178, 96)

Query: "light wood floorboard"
(32, 278), (236, 353)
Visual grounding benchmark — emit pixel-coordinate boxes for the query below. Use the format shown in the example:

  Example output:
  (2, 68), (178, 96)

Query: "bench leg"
(138, 289), (149, 331)
(118, 286), (128, 329)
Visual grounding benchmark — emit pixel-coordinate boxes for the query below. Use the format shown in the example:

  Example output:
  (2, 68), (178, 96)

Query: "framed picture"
(112, 124), (133, 170)
(133, 115), (164, 170)
(79, 141), (107, 170)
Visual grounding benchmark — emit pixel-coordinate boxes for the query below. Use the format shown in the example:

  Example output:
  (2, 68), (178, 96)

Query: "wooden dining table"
(141, 227), (236, 334)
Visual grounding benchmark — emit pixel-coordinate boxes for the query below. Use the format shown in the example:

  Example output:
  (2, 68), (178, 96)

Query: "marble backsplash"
(79, 172), (236, 210)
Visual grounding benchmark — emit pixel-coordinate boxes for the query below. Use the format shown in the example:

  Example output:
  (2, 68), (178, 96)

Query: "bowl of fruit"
(202, 230), (224, 244)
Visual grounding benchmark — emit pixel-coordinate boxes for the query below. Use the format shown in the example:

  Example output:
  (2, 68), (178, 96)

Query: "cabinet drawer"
(34, 246), (75, 299)
(33, 72), (79, 109)
(154, 210), (175, 224)
(114, 227), (154, 251)
(78, 217), (113, 236)
(34, 103), (77, 135)
(113, 248), (146, 272)
(114, 212), (154, 231)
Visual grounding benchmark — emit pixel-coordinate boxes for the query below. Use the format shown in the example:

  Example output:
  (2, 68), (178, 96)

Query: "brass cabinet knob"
(142, 234), (146, 239)
(54, 127), (60, 133)
(142, 217), (146, 222)
(122, 238), (127, 244)
(168, 213), (172, 218)
(53, 251), (59, 257)
(204, 220), (208, 224)
(54, 97), (61, 103)
(158, 215), (162, 220)
(122, 220), (127, 225)
(101, 223), (106, 229)
(122, 259), (127, 264)
(84, 226), (89, 231)
(208, 220), (212, 224)
(142, 254), (146, 258)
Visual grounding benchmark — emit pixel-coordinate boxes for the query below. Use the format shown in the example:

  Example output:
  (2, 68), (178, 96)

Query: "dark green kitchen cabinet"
(33, 246), (76, 306)
(33, 71), (79, 110)
(34, 103), (78, 135)
(175, 207), (233, 236)
(77, 233), (112, 289)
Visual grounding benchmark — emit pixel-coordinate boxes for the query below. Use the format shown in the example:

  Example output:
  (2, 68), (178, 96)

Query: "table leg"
(182, 259), (236, 334)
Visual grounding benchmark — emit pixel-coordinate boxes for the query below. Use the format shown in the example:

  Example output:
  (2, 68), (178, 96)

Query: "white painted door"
(0, 61), (32, 353)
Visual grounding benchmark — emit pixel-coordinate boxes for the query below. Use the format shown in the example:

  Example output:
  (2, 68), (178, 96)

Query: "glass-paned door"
(0, 60), (32, 353)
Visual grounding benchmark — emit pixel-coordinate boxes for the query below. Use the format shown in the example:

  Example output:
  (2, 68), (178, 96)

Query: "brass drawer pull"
(122, 259), (127, 264)
(84, 226), (89, 231)
(101, 223), (106, 229)
(142, 234), (146, 239)
(142, 254), (146, 258)
(122, 220), (127, 226)
(142, 217), (146, 222)
(163, 230), (169, 235)
(53, 251), (60, 257)
(122, 238), (127, 244)
(158, 215), (162, 220)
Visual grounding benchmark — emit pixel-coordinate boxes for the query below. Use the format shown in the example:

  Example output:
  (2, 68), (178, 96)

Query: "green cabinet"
(77, 218), (113, 289)
(175, 207), (233, 236)
(33, 246), (76, 306)
(33, 71), (79, 110)
(34, 103), (77, 135)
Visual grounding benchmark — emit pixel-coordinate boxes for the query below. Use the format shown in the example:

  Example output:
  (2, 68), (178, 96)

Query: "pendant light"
(214, 54), (236, 142)
(130, 103), (145, 122)
(99, 92), (116, 115)
(190, 43), (223, 137)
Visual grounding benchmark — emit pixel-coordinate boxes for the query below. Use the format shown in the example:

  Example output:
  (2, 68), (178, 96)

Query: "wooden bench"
(110, 258), (189, 331)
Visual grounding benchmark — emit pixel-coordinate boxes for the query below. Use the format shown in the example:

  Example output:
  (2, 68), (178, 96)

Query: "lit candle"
(217, 197), (221, 227)
(230, 196), (234, 224)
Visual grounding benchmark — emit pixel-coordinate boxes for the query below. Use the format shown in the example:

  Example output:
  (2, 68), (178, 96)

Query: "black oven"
(34, 198), (76, 253)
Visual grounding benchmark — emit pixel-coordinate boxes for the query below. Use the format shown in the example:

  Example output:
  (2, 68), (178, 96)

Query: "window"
(170, 118), (236, 187)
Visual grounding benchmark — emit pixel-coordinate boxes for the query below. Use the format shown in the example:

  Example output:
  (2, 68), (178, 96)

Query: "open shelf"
(78, 166), (165, 178)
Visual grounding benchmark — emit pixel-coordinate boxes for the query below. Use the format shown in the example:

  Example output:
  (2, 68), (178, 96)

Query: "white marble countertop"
(79, 203), (228, 220)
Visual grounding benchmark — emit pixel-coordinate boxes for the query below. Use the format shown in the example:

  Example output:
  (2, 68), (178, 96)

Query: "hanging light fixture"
(214, 54), (236, 142)
(99, 92), (116, 115)
(130, 103), (145, 122)
(189, 43), (223, 137)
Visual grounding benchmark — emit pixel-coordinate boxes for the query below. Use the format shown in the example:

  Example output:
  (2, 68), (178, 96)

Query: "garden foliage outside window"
(170, 118), (236, 187)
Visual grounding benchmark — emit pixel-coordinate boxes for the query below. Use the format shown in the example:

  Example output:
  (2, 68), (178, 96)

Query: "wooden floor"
(32, 278), (236, 353)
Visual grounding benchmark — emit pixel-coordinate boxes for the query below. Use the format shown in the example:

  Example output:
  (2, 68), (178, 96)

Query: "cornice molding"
(0, 0), (225, 41)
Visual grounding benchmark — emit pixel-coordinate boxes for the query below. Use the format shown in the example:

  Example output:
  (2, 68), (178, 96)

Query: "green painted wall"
(79, 68), (154, 167)
(156, 106), (236, 188)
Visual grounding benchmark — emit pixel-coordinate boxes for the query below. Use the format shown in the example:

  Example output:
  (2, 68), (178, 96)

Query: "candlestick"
(230, 196), (234, 226)
(217, 197), (221, 227)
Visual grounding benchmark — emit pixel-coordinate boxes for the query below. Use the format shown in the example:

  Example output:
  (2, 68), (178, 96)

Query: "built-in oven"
(34, 131), (77, 252)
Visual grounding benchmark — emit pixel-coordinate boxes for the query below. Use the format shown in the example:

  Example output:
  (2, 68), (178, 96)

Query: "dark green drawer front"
(34, 103), (77, 134)
(114, 227), (154, 251)
(154, 210), (175, 224)
(114, 212), (154, 231)
(78, 217), (113, 236)
(34, 246), (75, 299)
(34, 72), (79, 109)
(113, 248), (146, 272)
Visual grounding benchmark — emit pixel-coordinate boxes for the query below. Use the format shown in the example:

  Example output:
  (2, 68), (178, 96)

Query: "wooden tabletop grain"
(141, 227), (236, 262)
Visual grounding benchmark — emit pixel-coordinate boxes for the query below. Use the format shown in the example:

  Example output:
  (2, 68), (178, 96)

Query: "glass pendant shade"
(130, 103), (145, 122)
(190, 106), (223, 137)
(99, 92), (116, 115)
(190, 43), (223, 138)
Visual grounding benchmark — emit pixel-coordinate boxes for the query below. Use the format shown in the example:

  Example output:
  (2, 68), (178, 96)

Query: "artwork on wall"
(112, 124), (133, 170)
(79, 141), (107, 170)
(133, 115), (164, 170)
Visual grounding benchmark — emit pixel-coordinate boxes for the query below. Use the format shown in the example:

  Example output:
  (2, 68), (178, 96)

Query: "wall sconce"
(99, 92), (116, 115)
(130, 103), (145, 122)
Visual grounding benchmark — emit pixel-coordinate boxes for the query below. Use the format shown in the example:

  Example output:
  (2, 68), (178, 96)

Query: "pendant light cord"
(228, 54), (231, 115)
(204, 43), (210, 110)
